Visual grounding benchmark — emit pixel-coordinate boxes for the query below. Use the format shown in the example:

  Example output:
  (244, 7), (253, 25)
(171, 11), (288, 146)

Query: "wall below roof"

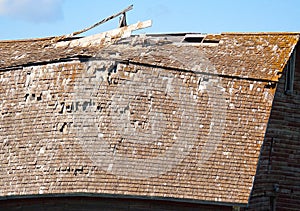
(248, 43), (300, 210)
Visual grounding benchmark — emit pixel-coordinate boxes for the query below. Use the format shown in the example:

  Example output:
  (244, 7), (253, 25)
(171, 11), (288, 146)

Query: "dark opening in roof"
(202, 39), (220, 44)
(183, 33), (220, 44)
(183, 34), (205, 43)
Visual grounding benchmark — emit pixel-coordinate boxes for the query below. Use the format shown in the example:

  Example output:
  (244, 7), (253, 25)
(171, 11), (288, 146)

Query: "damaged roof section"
(0, 30), (298, 82)
(100, 32), (299, 81)
(0, 18), (152, 70)
(0, 4), (298, 82)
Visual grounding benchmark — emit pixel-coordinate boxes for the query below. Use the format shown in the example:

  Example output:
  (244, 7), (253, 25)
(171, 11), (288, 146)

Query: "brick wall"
(248, 44), (300, 210)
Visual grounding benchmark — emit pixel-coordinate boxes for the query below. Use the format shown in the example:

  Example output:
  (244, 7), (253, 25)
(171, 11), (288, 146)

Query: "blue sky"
(0, 0), (300, 40)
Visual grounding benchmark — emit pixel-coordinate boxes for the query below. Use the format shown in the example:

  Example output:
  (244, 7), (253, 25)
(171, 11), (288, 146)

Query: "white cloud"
(0, 0), (64, 22)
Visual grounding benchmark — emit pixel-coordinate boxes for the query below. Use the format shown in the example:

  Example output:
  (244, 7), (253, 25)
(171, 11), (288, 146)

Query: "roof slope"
(1, 32), (298, 81)
(0, 30), (298, 206)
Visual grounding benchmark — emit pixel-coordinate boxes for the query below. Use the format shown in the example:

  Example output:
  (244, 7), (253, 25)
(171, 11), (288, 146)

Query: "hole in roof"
(182, 34), (220, 45)
(202, 39), (220, 44)
(184, 37), (204, 43)
(183, 34), (205, 43)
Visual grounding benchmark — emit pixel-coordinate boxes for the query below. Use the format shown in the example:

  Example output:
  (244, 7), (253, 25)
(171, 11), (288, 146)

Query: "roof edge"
(0, 192), (248, 208)
(2, 32), (299, 43)
(0, 36), (55, 43)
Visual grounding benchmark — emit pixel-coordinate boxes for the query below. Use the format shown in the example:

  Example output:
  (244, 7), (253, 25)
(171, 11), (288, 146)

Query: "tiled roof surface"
(1, 33), (298, 81)
(0, 32), (298, 205)
(102, 33), (299, 81)
(0, 37), (99, 69)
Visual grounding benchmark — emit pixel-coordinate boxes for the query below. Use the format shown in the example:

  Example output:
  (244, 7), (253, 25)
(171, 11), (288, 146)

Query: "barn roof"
(0, 23), (299, 206)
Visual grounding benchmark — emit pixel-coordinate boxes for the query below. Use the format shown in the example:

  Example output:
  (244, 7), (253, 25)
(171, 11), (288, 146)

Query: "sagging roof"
(0, 20), (299, 206)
